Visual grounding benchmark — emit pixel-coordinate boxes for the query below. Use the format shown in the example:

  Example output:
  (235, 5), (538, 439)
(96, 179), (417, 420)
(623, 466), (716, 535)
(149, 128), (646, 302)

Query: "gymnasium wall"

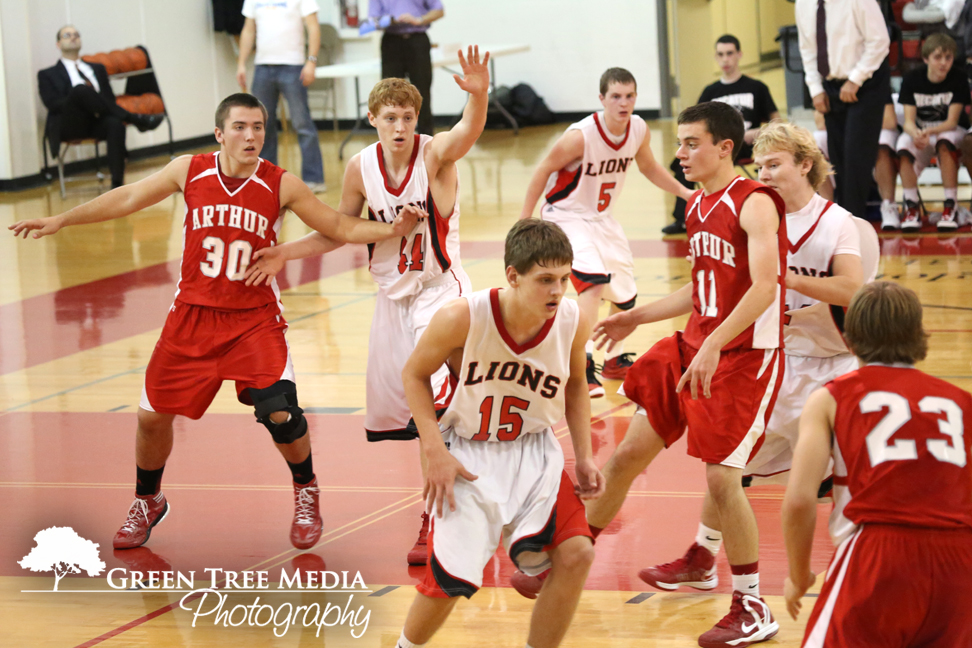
(0, 0), (663, 184)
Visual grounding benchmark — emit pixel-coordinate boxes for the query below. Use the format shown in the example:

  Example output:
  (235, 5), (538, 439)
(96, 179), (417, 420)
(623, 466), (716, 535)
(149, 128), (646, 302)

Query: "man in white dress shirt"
(37, 26), (163, 188)
(795, 0), (891, 220)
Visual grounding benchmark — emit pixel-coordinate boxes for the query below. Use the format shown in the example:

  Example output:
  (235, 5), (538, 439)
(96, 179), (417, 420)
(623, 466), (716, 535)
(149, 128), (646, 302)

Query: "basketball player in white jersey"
(519, 68), (694, 397)
(394, 218), (604, 648)
(637, 122), (876, 611)
(244, 46), (489, 565)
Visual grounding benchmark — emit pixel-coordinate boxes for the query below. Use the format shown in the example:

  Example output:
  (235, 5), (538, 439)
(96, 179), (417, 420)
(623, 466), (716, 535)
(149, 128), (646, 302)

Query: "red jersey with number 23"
(177, 152), (286, 311)
(826, 365), (972, 545)
(683, 176), (786, 351)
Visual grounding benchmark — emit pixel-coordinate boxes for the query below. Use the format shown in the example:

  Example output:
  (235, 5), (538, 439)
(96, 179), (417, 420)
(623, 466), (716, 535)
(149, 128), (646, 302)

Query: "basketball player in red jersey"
(783, 281), (972, 647)
(9, 93), (418, 551)
(513, 102), (787, 647)
(243, 46), (490, 566)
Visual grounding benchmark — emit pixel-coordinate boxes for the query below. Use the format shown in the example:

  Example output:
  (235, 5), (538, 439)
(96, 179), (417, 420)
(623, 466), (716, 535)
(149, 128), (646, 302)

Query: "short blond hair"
(753, 121), (832, 190)
(844, 282), (929, 365)
(368, 78), (423, 117)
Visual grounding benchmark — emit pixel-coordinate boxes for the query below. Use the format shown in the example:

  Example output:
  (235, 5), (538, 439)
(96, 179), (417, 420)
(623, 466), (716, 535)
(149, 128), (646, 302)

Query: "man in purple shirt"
(369, 0), (444, 135)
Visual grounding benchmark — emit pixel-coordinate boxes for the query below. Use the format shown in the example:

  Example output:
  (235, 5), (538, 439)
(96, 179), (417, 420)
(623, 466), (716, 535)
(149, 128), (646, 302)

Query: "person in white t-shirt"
(237, 0), (325, 191)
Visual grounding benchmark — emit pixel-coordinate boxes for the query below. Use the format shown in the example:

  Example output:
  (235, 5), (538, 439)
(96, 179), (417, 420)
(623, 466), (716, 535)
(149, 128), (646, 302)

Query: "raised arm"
(678, 192), (780, 398)
(519, 130), (584, 219)
(281, 172), (418, 244)
(565, 311), (605, 499)
(402, 299), (477, 516)
(782, 386), (835, 620)
(427, 46), (490, 173)
(9, 156), (190, 239)
(635, 132), (695, 201)
(236, 17), (256, 91)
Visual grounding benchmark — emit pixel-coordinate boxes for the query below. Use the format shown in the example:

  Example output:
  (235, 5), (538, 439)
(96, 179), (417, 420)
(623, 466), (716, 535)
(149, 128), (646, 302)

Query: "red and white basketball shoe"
(291, 478), (323, 550)
(698, 591), (779, 648)
(638, 542), (718, 591)
(407, 512), (430, 566)
(113, 491), (169, 549)
(601, 352), (636, 380)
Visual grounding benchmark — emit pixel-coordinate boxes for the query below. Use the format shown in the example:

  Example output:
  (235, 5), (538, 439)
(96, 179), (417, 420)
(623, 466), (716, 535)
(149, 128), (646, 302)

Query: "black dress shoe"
(661, 219), (686, 235)
(128, 113), (164, 132)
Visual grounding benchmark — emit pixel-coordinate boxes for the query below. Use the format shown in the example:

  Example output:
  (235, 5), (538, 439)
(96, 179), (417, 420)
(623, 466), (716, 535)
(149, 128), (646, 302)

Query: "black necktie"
(817, 0), (830, 78)
(77, 66), (94, 88)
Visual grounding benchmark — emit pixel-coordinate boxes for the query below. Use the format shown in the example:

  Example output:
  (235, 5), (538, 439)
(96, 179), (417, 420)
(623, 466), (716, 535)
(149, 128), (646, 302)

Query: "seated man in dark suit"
(37, 26), (163, 188)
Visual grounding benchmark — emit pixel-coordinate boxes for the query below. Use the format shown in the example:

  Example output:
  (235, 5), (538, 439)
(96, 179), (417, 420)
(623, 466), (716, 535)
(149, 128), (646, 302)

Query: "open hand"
(676, 339), (721, 399)
(244, 245), (286, 286)
(592, 311), (636, 353)
(424, 448), (478, 517)
(453, 45), (490, 97)
(784, 571), (816, 620)
(236, 66), (247, 92)
(392, 204), (426, 238)
(9, 216), (63, 239)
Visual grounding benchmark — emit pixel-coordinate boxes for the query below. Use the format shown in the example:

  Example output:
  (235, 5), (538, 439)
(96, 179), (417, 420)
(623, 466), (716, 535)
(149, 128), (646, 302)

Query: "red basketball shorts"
(803, 525), (972, 647)
(140, 301), (294, 420)
(621, 331), (784, 468)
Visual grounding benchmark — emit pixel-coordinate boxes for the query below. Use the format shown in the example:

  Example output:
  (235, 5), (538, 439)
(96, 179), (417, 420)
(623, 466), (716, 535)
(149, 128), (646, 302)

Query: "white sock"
(695, 523), (722, 556)
(397, 631), (424, 648)
(605, 340), (625, 361)
(882, 199), (895, 208)
(945, 188), (958, 202)
(903, 188), (920, 203)
(585, 340), (594, 355)
(732, 572), (759, 598)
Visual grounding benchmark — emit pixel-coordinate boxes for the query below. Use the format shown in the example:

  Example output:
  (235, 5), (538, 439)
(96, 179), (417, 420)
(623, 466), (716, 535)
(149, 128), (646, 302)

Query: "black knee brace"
(614, 296), (637, 311)
(248, 380), (307, 444)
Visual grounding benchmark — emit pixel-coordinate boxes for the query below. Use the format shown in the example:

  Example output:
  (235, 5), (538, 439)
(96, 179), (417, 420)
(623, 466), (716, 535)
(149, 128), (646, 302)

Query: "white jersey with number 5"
(542, 112), (647, 218)
(360, 134), (462, 300)
(439, 289), (579, 442)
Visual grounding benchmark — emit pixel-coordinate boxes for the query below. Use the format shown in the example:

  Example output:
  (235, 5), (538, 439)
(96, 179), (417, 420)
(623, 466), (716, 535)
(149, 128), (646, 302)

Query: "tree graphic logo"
(18, 526), (106, 591)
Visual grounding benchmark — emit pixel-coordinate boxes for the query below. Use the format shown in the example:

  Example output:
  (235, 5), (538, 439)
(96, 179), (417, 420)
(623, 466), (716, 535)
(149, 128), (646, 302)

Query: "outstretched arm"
(427, 46), (490, 173)
(565, 311), (605, 499)
(403, 299), (478, 516)
(519, 129), (584, 219)
(593, 282), (693, 352)
(635, 132), (694, 201)
(782, 386), (835, 620)
(281, 173), (418, 244)
(9, 156), (190, 239)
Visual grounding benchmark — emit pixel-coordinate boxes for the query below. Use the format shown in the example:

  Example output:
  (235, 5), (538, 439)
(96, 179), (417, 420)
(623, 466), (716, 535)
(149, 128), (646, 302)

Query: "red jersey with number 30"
(825, 365), (972, 545)
(683, 176), (787, 351)
(176, 152), (286, 311)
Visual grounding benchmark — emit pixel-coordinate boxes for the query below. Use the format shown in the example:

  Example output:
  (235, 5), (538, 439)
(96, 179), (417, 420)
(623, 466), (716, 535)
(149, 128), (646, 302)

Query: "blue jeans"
(251, 64), (324, 184)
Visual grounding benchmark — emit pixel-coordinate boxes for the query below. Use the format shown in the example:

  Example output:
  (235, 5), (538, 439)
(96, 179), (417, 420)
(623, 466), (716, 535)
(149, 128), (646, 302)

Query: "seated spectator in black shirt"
(37, 26), (162, 189)
(662, 34), (780, 234)
(895, 33), (969, 232)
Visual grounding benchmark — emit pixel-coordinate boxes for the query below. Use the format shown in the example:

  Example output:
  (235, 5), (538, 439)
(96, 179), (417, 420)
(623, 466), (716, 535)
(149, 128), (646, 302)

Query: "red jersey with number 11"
(177, 152), (286, 311)
(683, 176), (786, 351)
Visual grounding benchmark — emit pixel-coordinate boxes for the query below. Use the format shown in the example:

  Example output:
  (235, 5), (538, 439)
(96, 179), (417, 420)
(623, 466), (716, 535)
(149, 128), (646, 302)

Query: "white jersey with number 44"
(542, 112), (647, 218)
(360, 134), (463, 301)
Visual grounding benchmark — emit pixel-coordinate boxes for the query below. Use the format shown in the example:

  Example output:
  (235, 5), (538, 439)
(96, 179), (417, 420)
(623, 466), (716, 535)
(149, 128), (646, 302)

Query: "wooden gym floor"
(2, 113), (971, 648)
